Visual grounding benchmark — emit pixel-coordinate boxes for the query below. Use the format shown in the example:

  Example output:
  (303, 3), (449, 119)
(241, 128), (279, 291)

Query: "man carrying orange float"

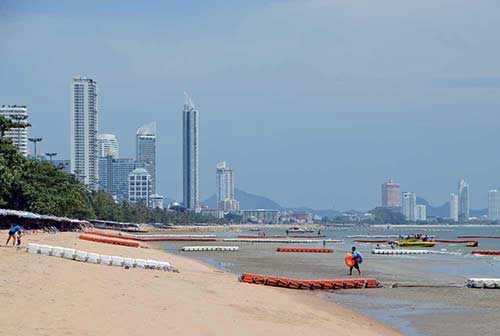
(345, 246), (363, 276)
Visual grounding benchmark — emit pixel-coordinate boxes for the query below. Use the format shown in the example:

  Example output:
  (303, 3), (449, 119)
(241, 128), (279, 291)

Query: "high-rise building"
(136, 122), (157, 193)
(458, 179), (470, 221)
(182, 93), (200, 210)
(415, 204), (427, 221)
(128, 168), (152, 204)
(97, 133), (119, 158)
(71, 77), (99, 190)
(0, 105), (29, 156)
(98, 155), (135, 201)
(216, 161), (240, 212)
(402, 192), (416, 221)
(381, 179), (401, 208)
(488, 189), (500, 221)
(450, 193), (459, 222)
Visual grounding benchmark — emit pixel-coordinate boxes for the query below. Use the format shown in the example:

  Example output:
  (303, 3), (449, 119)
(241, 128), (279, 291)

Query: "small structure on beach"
(0, 208), (91, 231)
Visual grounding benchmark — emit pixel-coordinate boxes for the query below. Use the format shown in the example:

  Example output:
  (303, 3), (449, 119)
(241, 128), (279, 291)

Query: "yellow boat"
(396, 240), (436, 247)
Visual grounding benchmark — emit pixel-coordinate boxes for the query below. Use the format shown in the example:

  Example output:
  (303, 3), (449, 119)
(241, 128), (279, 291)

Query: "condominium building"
(97, 133), (119, 158)
(488, 189), (500, 221)
(241, 209), (280, 224)
(458, 179), (470, 221)
(382, 179), (401, 207)
(450, 193), (459, 222)
(216, 161), (240, 212)
(71, 77), (99, 190)
(128, 168), (152, 204)
(98, 155), (135, 201)
(0, 105), (29, 156)
(402, 192), (416, 221)
(136, 122), (156, 193)
(415, 204), (427, 221)
(182, 93), (200, 210)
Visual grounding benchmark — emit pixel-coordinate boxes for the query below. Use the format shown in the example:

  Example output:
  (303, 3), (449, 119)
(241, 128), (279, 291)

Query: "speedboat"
(396, 240), (436, 247)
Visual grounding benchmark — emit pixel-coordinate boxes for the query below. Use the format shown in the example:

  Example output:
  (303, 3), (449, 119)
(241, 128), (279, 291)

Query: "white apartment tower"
(450, 193), (459, 222)
(415, 205), (427, 221)
(402, 192), (417, 221)
(458, 179), (470, 221)
(488, 189), (500, 221)
(216, 161), (240, 212)
(71, 77), (99, 190)
(128, 168), (152, 205)
(182, 93), (200, 210)
(0, 105), (29, 156)
(97, 133), (119, 158)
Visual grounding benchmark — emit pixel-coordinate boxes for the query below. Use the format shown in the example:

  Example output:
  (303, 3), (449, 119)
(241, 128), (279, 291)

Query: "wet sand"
(0, 230), (399, 336)
(159, 230), (500, 336)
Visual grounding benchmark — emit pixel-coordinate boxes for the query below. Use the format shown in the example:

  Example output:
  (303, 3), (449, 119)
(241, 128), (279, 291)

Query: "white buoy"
(51, 246), (64, 257)
(75, 250), (88, 262)
(27, 243), (40, 254)
(87, 253), (100, 264)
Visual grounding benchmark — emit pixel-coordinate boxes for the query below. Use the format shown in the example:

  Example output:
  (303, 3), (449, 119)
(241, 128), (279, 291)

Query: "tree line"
(0, 116), (224, 225)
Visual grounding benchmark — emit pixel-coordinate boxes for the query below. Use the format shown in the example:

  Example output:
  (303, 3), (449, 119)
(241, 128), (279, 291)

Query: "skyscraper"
(182, 93), (199, 210)
(450, 193), (459, 222)
(97, 133), (119, 158)
(71, 77), (98, 190)
(415, 205), (427, 221)
(98, 155), (135, 201)
(381, 179), (401, 207)
(216, 161), (240, 212)
(488, 189), (500, 221)
(128, 168), (152, 204)
(458, 179), (470, 221)
(402, 192), (416, 221)
(136, 122), (157, 193)
(0, 105), (29, 157)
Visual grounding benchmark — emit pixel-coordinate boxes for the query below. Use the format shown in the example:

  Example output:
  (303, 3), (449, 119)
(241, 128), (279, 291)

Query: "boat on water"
(249, 228), (261, 232)
(396, 240), (436, 247)
(288, 226), (315, 233)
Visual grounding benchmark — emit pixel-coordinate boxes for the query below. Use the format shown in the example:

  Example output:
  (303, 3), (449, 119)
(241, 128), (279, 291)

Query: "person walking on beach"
(349, 246), (362, 276)
(6, 225), (22, 246)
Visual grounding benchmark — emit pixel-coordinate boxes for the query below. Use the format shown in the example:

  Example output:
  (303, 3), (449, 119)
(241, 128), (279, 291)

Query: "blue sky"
(1, 0), (500, 210)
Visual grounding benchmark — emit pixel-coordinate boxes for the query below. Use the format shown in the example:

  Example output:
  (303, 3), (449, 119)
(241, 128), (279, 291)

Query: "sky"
(1, 0), (500, 210)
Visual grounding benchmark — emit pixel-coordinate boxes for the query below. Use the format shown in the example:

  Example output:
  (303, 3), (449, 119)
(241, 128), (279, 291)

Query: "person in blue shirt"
(6, 225), (22, 246)
(349, 246), (362, 276)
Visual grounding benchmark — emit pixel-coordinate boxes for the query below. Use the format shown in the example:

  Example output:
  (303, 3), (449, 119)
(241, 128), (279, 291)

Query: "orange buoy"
(276, 247), (333, 253)
(239, 273), (378, 290)
(79, 234), (139, 248)
(344, 252), (355, 267)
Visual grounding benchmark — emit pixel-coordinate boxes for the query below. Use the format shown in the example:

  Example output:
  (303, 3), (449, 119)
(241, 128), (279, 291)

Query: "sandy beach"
(0, 230), (399, 336)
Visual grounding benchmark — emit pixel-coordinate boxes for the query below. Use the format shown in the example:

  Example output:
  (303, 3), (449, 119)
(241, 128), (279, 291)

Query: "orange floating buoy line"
(84, 230), (217, 242)
(277, 247), (333, 253)
(471, 250), (500, 255)
(433, 239), (478, 244)
(79, 235), (139, 248)
(239, 273), (378, 290)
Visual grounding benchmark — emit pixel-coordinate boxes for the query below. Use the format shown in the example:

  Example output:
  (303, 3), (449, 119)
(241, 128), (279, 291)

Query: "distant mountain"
(417, 197), (487, 218)
(203, 188), (282, 209)
(202, 189), (340, 217)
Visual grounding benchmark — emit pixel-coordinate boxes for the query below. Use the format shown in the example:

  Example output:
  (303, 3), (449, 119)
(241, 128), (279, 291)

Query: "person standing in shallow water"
(349, 246), (362, 276)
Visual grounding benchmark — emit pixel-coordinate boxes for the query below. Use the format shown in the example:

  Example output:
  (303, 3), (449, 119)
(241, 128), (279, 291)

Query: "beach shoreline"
(0, 230), (400, 336)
